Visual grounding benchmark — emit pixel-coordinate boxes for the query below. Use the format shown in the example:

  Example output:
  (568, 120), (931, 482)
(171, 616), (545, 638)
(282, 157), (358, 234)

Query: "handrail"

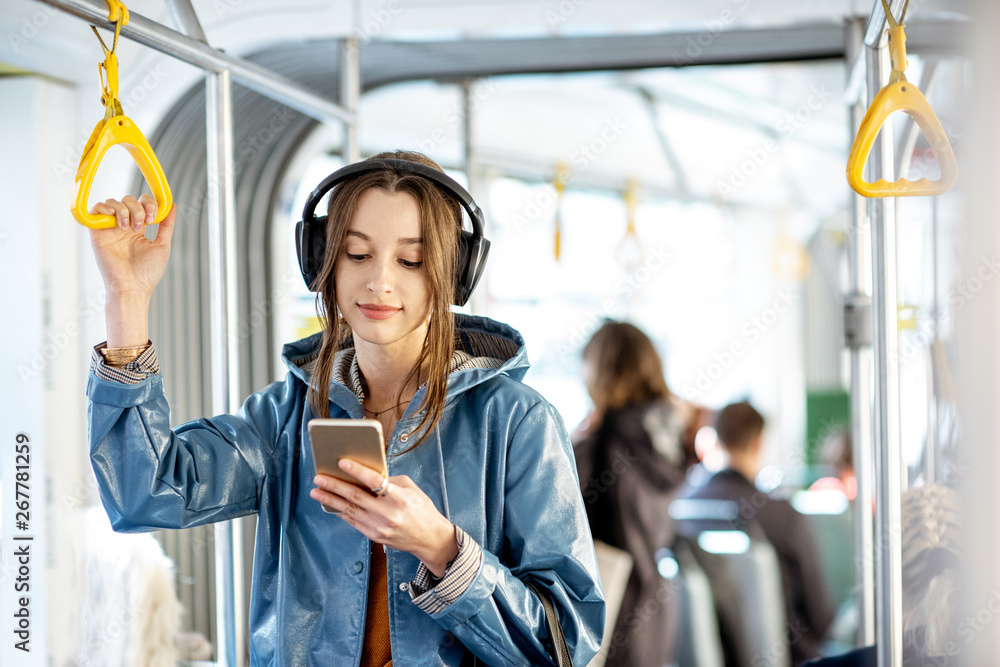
(38, 0), (354, 126)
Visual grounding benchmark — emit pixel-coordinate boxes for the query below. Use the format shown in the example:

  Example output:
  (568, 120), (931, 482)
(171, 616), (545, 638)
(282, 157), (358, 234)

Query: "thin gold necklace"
(364, 398), (412, 419)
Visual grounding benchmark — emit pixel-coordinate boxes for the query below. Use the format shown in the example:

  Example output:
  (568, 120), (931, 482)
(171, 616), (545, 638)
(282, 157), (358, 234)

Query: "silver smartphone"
(308, 418), (388, 514)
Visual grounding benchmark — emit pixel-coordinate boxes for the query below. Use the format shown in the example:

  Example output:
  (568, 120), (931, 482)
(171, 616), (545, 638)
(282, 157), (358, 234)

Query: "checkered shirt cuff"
(90, 341), (160, 384)
(409, 526), (482, 614)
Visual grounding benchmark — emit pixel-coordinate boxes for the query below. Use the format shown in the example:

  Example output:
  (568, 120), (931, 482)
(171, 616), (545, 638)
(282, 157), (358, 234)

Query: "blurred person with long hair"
(573, 320), (689, 666)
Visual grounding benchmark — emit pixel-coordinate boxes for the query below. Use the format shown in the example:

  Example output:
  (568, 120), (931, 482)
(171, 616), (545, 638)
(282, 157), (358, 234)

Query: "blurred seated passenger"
(809, 427), (857, 501)
(679, 402), (716, 471)
(804, 483), (961, 667)
(677, 401), (835, 666)
(573, 321), (688, 667)
(682, 416), (725, 489)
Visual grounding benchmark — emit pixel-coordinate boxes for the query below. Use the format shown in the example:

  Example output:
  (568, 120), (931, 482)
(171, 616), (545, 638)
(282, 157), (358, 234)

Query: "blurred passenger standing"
(679, 401), (835, 665)
(573, 321), (689, 667)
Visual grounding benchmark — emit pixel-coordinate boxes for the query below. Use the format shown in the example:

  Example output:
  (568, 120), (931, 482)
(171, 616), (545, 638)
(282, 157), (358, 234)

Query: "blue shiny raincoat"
(87, 314), (605, 666)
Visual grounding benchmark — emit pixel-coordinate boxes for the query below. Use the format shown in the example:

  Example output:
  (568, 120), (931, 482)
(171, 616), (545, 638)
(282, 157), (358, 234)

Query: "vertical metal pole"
(461, 79), (486, 315)
(342, 0), (361, 162)
(925, 197), (939, 485)
(206, 68), (245, 667)
(866, 37), (903, 667)
(845, 18), (877, 648)
(462, 80), (477, 186)
(341, 35), (360, 162)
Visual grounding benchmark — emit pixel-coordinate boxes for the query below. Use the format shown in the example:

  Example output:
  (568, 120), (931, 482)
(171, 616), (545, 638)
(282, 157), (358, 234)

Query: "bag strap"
(525, 580), (574, 667)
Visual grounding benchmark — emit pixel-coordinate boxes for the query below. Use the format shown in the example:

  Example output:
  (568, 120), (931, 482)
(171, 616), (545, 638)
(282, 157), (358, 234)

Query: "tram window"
(891, 56), (966, 485)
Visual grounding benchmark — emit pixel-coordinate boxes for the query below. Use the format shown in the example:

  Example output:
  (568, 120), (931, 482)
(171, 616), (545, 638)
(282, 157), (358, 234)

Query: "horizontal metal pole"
(357, 21), (964, 95)
(38, 0), (354, 125)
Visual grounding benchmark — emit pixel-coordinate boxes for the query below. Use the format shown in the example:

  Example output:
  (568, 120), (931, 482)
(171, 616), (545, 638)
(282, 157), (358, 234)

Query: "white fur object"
(74, 507), (181, 667)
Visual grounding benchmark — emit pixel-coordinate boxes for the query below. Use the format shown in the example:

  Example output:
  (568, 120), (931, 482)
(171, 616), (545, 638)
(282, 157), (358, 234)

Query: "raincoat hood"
(281, 313), (530, 414)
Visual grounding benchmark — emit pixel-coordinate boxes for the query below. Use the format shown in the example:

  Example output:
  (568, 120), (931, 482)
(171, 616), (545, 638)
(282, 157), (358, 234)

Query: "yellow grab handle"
(552, 162), (569, 262)
(71, 115), (173, 229)
(847, 80), (958, 198)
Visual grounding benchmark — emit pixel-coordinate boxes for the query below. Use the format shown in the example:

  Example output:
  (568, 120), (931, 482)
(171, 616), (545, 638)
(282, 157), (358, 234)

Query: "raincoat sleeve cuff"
(90, 340), (160, 384)
(408, 526), (483, 614)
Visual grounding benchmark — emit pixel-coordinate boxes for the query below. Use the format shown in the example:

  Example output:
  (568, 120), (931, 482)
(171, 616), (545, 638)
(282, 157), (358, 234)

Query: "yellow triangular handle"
(847, 80), (958, 198)
(71, 115), (173, 229)
(552, 162), (569, 262)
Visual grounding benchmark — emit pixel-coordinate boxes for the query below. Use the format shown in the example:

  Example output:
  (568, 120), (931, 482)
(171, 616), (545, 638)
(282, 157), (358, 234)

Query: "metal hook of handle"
(879, 0), (911, 29)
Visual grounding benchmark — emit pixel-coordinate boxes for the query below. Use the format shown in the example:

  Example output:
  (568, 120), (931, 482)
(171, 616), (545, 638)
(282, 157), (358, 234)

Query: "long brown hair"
(308, 151), (460, 449)
(582, 321), (670, 418)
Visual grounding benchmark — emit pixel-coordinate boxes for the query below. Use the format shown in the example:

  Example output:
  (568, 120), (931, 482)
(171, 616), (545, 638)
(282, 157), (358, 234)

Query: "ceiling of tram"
(0, 0), (970, 244)
(0, 0), (970, 265)
(0, 0), (969, 82)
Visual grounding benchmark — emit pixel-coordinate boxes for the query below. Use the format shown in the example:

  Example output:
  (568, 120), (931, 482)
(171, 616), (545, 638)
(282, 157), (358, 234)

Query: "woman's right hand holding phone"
(88, 194), (176, 347)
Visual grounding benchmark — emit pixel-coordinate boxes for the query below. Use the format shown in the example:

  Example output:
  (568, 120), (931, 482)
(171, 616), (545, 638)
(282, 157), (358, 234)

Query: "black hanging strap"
(525, 580), (574, 667)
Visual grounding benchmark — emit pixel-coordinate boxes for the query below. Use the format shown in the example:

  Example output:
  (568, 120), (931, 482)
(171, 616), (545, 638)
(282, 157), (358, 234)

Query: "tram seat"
(671, 500), (790, 667)
(672, 538), (725, 667)
(587, 540), (634, 667)
(792, 490), (856, 611)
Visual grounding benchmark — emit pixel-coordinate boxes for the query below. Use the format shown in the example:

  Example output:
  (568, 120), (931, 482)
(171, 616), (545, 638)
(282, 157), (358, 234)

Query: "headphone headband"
(302, 159), (486, 239)
(295, 157), (490, 306)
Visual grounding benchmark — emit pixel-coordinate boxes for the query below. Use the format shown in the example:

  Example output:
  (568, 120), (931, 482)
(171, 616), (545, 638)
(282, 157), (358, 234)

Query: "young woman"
(86, 151), (604, 665)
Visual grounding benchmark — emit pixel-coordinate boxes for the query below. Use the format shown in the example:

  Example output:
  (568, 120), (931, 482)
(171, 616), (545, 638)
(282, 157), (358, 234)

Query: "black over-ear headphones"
(294, 158), (491, 307)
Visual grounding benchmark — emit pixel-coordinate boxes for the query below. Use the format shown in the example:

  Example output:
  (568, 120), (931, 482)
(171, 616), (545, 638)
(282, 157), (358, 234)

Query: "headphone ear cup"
(454, 230), (490, 306)
(296, 215), (328, 291)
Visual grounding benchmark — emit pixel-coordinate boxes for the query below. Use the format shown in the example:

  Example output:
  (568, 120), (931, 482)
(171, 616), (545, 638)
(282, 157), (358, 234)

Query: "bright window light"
(657, 555), (679, 579)
(790, 489), (849, 515)
(698, 531), (751, 554)
(668, 498), (739, 522)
